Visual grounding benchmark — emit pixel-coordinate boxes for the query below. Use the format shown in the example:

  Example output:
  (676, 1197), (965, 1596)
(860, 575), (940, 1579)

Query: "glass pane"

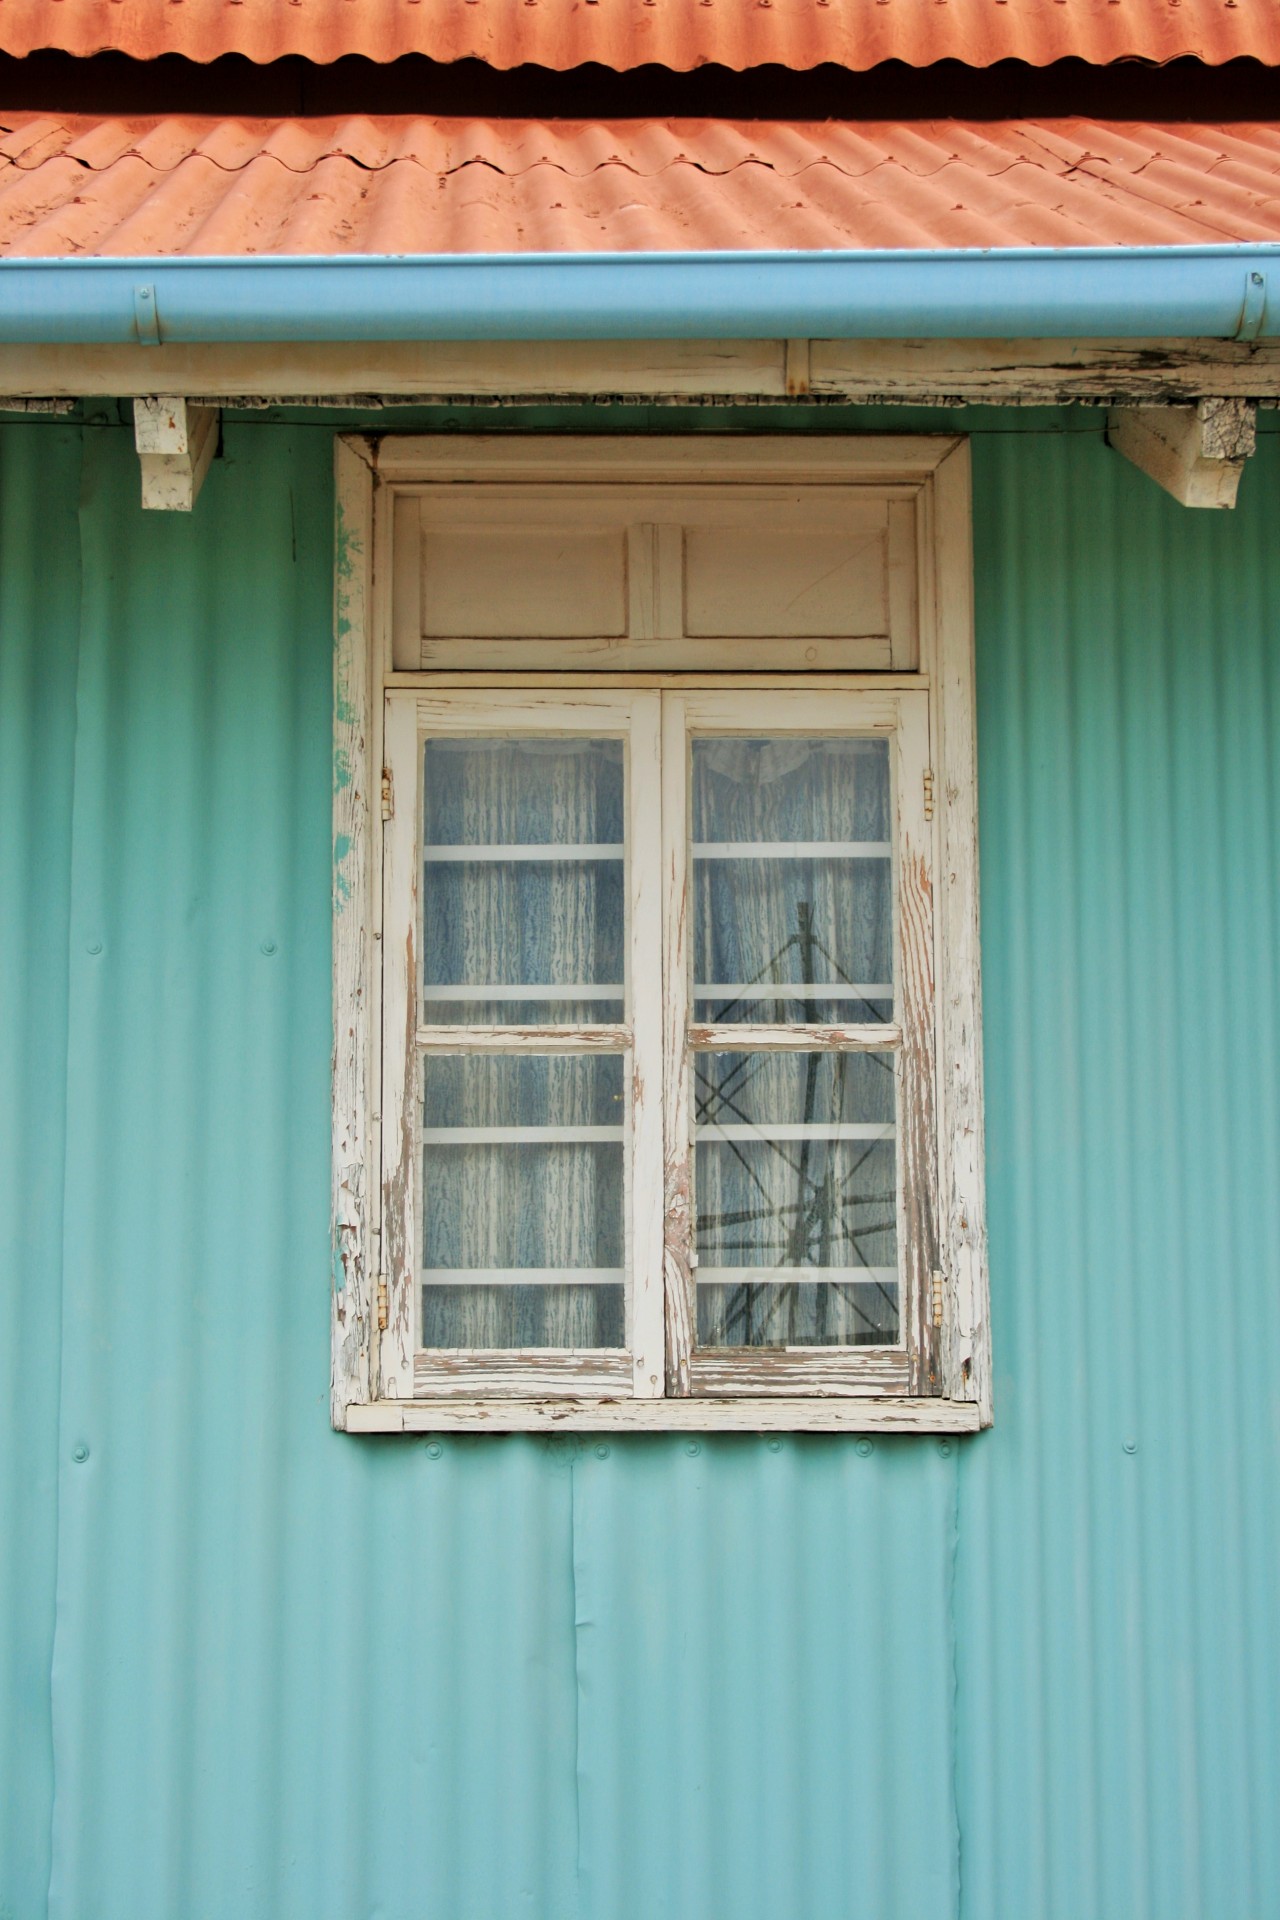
(692, 736), (893, 1024)
(421, 1052), (626, 1349)
(422, 737), (624, 1025)
(693, 1049), (898, 1348)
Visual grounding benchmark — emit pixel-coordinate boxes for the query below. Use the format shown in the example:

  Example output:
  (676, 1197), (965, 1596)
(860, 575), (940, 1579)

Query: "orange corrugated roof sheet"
(0, 0), (1277, 71)
(2, 115), (1280, 253)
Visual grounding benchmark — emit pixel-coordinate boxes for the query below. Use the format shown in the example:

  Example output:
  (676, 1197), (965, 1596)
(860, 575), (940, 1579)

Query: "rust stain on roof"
(0, 0), (1277, 72)
(2, 114), (1280, 254)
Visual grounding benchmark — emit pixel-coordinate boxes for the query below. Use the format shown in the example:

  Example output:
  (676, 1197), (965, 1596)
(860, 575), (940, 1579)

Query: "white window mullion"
(627, 692), (665, 1398)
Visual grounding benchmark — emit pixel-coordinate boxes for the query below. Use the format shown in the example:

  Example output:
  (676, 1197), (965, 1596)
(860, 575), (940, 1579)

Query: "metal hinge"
(380, 767), (394, 822)
(923, 769), (935, 821)
(376, 1275), (389, 1332)
(931, 1270), (944, 1329)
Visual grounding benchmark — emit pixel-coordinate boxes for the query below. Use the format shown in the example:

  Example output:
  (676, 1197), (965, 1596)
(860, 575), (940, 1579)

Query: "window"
(333, 437), (989, 1432)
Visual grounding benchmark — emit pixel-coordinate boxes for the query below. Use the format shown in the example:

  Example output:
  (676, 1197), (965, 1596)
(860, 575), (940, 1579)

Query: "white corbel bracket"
(1106, 397), (1257, 509)
(134, 396), (219, 511)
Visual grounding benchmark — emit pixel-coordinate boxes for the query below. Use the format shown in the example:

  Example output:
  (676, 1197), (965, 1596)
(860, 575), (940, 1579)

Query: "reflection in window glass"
(693, 1049), (898, 1347)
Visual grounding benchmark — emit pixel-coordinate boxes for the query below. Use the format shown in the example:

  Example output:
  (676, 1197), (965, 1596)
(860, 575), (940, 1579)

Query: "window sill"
(342, 1397), (985, 1435)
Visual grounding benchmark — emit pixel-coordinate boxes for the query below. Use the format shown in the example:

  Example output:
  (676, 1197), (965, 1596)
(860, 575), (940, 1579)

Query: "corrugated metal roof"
(2, 114), (1280, 255)
(0, 0), (1276, 72)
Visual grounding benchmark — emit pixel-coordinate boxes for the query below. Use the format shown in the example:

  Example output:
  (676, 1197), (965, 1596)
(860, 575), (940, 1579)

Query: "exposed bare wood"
(628, 693), (668, 1399)
(134, 396), (218, 511)
(416, 1024), (630, 1052)
(377, 695), (420, 1399)
(929, 441), (991, 1425)
(660, 692), (695, 1396)
(1106, 397), (1258, 508)
(689, 1349), (910, 1396)
(784, 338), (812, 398)
(812, 338), (1280, 405)
(414, 1353), (633, 1398)
(388, 672), (931, 692)
(688, 1023), (902, 1052)
(348, 1396), (984, 1434)
(330, 435), (375, 1429)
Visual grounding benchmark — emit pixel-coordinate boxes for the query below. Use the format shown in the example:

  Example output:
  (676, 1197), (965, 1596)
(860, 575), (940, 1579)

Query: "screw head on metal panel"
(260, 939), (277, 955)
(72, 1443), (89, 1463)
(1122, 1438), (1138, 1455)
(594, 1444), (610, 1460)
(425, 1441), (443, 1460)
(856, 1439), (874, 1457)
(937, 1440), (953, 1458)
(768, 1438), (783, 1452)
(685, 1441), (701, 1457)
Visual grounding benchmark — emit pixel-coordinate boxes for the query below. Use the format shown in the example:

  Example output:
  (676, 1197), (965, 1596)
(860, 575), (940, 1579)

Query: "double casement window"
(333, 437), (990, 1431)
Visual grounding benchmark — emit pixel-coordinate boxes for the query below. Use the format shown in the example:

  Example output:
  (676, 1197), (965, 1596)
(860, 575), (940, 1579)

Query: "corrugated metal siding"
(0, 425), (82, 1920)
(0, 412), (1277, 1920)
(1, 0), (1277, 72)
(961, 425), (1280, 1920)
(8, 115), (1280, 257)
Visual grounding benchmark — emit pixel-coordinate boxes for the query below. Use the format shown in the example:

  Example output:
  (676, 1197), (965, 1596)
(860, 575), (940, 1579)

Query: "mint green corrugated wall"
(0, 414), (1277, 1920)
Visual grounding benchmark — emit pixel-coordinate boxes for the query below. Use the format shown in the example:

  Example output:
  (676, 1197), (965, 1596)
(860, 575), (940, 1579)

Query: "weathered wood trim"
(688, 1022), (901, 1051)
(134, 396), (219, 512)
(331, 434), (376, 1428)
(689, 1350), (910, 1397)
(348, 1396), (983, 1434)
(373, 434), (963, 485)
(414, 1353), (633, 1398)
(7, 337), (1280, 404)
(629, 693), (667, 1399)
(1106, 398), (1258, 508)
(895, 692), (941, 1396)
(660, 693), (695, 1396)
(929, 440), (991, 1424)
(377, 694), (420, 1400)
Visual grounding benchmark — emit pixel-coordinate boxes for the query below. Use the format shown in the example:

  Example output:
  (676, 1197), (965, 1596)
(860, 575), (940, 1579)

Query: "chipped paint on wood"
(899, 826), (941, 1397)
(330, 436), (375, 1425)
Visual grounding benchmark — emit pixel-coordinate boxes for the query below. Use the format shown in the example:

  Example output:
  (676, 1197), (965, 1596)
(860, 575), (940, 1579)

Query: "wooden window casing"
(332, 436), (990, 1433)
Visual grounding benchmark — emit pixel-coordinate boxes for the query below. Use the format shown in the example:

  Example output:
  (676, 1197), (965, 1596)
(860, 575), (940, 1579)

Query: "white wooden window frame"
(332, 434), (990, 1433)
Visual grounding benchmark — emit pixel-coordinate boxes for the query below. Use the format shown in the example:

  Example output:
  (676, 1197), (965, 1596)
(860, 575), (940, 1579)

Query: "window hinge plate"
(380, 767), (394, 822)
(923, 769), (935, 821)
(376, 1275), (389, 1332)
(931, 1270), (944, 1328)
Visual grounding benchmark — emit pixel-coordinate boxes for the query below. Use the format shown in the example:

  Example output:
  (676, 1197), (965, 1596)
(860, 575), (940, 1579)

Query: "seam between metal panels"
(570, 1444), (587, 1910)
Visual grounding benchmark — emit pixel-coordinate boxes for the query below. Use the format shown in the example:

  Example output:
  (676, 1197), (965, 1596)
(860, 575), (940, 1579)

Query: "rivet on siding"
(86, 938), (103, 955)
(594, 1444), (610, 1460)
(767, 1438), (783, 1452)
(856, 1438), (874, 1457)
(72, 1443), (89, 1463)
(937, 1439), (953, 1458)
(260, 939), (277, 956)
(685, 1441), (701, 1457)
(425, 1440), (443, 1460)
(1123, 1438), (1138, 1455)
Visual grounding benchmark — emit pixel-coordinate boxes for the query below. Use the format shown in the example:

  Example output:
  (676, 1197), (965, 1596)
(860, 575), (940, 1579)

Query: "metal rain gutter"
(0, 247), (1274, 345)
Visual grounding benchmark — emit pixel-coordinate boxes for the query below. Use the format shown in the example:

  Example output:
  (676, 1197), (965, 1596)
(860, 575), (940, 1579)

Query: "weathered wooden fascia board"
(3, 337), (1280, 403)
(812, 339), (1280, 405)
(346, 1397), (984, 1434)
(1106, 397), (1258, 508)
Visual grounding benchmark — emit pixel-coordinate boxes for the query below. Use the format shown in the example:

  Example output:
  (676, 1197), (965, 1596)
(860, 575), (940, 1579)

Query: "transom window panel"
(391, 485), (920, 672)
(332, 433), (988, 1432)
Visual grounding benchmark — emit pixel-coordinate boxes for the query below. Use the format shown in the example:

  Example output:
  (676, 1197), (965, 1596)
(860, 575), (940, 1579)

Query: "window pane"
(421, 1052), (626, 1349)
(422, 737), (625, 1025)
(692, 736), (893, 1024)
(692, 1049), (898, 1347)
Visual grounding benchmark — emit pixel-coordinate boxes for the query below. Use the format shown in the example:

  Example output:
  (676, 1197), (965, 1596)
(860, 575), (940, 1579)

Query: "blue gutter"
(0, 247), (1274, 344)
